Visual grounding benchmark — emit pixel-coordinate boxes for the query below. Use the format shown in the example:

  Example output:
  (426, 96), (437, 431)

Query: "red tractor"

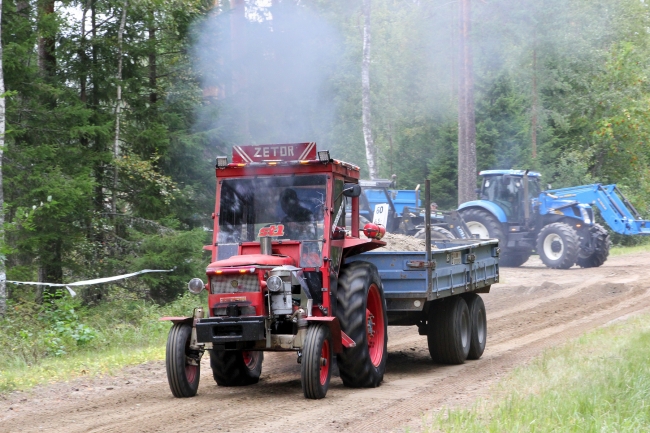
(162, 142), (389, 399)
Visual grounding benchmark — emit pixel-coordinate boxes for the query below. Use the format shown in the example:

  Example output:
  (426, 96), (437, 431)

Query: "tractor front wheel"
(301, 324), (332, 399)
(536, 222), (580, 269)
(165, 323), (201, 398)
(336, 261), (388, 388)
(209, 349), (263, 386)
(576, 224), (611, 268)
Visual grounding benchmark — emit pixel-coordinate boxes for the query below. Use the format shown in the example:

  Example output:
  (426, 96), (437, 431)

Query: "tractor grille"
(210, 275), (260, 293)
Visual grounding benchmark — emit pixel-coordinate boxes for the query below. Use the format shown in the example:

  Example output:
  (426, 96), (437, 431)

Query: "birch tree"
(0, 0), (5, 317)
(361, 0), (378, 179)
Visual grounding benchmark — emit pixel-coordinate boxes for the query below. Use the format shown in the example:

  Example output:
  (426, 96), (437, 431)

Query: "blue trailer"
(346, 238), (499, 363)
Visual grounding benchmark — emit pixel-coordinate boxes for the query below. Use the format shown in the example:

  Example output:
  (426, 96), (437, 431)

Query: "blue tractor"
(457, 170), (648, 269)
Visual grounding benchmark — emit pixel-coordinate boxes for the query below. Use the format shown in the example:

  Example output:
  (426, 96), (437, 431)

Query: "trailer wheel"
(536, 222), (580, 269)
(165, 323), (201, 398)
(427, 297), (471, 364)
(301, 324), (332, 399)
(414, 226), (456, 241)
(463, 294), (487, 360)
(209, 349), (263, 386)
(576, 224), (611, 268)
(336, 261), (387, 388)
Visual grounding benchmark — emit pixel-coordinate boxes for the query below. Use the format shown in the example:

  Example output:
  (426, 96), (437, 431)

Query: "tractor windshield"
(217, 174), (327, 243)
(482, 175), (540, 220)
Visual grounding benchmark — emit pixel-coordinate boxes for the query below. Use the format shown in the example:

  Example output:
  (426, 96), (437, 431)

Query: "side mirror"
(343, 183), (362, 198)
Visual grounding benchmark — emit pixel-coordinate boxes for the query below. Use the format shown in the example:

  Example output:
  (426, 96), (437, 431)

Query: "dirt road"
(3, 252), (650, 433)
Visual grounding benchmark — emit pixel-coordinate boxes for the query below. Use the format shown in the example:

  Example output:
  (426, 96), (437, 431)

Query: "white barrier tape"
(4, 269), (174, 289)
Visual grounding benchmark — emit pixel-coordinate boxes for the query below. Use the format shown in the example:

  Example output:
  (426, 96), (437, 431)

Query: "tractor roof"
(479, 169), (542, 177)
(215, 142), (360, 179)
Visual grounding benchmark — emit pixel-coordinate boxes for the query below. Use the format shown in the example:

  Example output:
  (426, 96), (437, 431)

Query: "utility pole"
(457, 0), (476, 205)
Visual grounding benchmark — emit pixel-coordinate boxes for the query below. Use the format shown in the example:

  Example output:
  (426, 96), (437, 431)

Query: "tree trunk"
(113, 0), (128, 216)
(531, 38), (538, 159)
(0, 0), (6, 317)
(361, 0), (378, 180)
(457, 0), (476, 205)
(148, 14), (157, 104)
(38, 0), (56, 76)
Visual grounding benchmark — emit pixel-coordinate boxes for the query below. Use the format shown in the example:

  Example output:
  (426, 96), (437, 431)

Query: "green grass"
(610, 242), (650, 256)
(428, 314), (650, 433)
(0, 290), (207, 393)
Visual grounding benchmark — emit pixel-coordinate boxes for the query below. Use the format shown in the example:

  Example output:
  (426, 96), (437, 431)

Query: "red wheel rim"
(242, 351), (254, 368)
(320, 339), (330, 385)
(366, 284), (385, 367)
(185, 364), (197, 383)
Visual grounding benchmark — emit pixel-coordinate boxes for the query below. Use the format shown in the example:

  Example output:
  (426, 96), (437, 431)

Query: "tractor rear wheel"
(576, 224), (611, 268)
(165, 323), (201, 398)
(536, 222), (580, 269)
(460, 208), (505, 242)
(336, 261), (388, 388)
(427, 297), (471, 364)
(301, 324), (332, 399)
(209, 349), (263, 386)
(463, 294), (487, 360)
(414, 226), (456, 241)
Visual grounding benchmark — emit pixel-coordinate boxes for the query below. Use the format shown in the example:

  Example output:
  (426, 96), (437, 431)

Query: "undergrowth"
(0, 289), (207, 392)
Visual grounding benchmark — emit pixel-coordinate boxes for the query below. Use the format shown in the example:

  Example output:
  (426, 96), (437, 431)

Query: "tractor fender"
(304, 316), (356, 353)
(458, 200), (508, 223)
(159, 316), (194, 325)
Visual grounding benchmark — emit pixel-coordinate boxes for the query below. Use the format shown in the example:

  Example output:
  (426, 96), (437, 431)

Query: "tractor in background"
(459, 169), (650, 269)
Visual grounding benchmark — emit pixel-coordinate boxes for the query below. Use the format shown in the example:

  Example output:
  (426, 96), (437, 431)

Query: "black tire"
(427, 297), (471, 364)
(463, 294), (487, 360)
(459, 208), (506, 243)
(414, 226), (456, 241)
(536, 222), (580, 269)
(499, 252), (531, 267)
(209, 349), (263, 386)
(165, 323), (201, 398)
(301, 324), (332, 399)
(576, 224), (611, 268)
(336, 261), (388, 388)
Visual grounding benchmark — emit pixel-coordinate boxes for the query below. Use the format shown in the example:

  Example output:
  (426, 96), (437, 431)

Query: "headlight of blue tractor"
(580, 207), (592, 224)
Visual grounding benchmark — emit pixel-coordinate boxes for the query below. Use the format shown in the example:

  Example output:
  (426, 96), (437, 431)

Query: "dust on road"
(3, 253), (650, 433)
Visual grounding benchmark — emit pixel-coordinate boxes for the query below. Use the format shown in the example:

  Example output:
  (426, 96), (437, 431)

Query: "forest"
(1, 0), (650, 307)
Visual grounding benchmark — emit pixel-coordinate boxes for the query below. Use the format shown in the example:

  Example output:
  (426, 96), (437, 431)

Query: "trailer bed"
(346, 239), (499, 316)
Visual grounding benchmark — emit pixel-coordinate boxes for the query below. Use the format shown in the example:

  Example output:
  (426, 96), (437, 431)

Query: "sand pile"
(375, 233), (426, 252)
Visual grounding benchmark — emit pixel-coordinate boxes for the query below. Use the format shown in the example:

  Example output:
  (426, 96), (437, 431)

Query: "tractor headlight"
(266, 275), (283, 292)
(580, 207), (592, 224)
(188, 278), (205, 294)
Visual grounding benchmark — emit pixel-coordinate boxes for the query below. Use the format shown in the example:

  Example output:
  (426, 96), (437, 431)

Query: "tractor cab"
(478, 170), (542, 224)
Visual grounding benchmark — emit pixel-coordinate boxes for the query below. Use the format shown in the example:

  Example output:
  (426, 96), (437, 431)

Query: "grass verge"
(428, 313), (650, 432)
(0, 291), (207, 393)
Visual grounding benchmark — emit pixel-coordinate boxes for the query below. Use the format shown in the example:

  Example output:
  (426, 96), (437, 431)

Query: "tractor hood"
(207, 254), (296, 271)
